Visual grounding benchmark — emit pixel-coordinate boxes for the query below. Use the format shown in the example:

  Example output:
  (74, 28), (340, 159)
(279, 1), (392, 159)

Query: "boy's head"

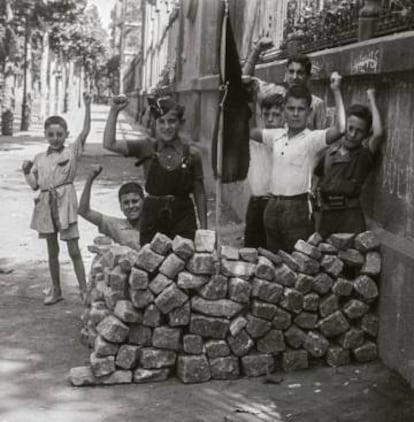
(344, 104), (372, 149)
(149, 97), (185, 143)
(44, 116), (69, 151)
(285, 55), (312, 88)
(284, 85), (312, 131)
(260, 93), (285, 129)
(118, 182), (144, 222)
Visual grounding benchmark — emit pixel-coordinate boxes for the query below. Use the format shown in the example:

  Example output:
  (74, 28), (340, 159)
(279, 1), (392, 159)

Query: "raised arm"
(242, 37), (274, 77)
(326, 72), (346, 145)
(78, 165), (104, 227)
(76, 93), (92, 148)
(103, 95), (129, 155)
(366, 88), (383, 153)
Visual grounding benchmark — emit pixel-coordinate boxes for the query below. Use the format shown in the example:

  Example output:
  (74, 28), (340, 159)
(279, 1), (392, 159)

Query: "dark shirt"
(315, 142), (374, 198)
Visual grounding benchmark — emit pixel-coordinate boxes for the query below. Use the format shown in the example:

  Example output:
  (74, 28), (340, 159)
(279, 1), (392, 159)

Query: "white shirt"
(263, 128), (328, 196)
(247, 140), (272, 196)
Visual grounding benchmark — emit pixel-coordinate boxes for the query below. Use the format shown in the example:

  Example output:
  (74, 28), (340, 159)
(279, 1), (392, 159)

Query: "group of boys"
(21, 42), (383, 305)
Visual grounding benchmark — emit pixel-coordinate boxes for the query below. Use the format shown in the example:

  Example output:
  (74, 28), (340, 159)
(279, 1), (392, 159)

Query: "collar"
(47, 145), (65, 155)
(329, 140), (364, 157)
(287, 128), (310, 140)
(157, 138), (182, 152)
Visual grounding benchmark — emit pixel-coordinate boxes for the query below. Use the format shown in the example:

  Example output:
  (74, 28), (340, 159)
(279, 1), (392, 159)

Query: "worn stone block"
(338, 328), (364, 350)
(354, 231), (380, 253)
(303, 293), (319, 312)
(198, 274), (228, 299)
(177, 354), (211, 383)
(134, 368), (170, 383)
(191, 297), (243, 319)
(294, 312), (318, 330)
(130, 289), (154, 309)
(241, 354), (275, 377)
(172, 235), (195, 260)
(210, 356), (240, 380)
(319, 294), (339, 318)
(90, 352), (115, 377)
(258, 247), (282, 265)
(227, 330), (254, 356)
(150, 233), (172, 255)
(282, 350), (309, 371)
(118, 250), (139, 273)
(318, 242), (338, 254)
(106, 265), (127, 291)
(221, 245), (239, 260)
(143, 304), (161, 327)
(187, 253), (216, 275)
(257, 329), (285, 353)
(255, 256), (275, 281)
(154, 284), (188, 314)
(272, 306), (292, 330)
(205, 340), (230, 358)
(246, 315), (272, 338)
(353, 275), (378, 301)
(284, 325), (307, 349)
(134, 244), (165, 273)
(312, 273), (334, 295)
(152, 326), (181, 350)
(353, 341), (378, 362)
(294, 239), (322, 260)
(183, 334), (203, 354)
(252, 300), (278, 321)
(190, 314), (230, 339)
(116, 345), (139, 369)
(307, 232), (323, 246)
(177, 272), (208, 290)
(338, 249), (364, 267)
(326, 347), (350, 367)
(279, 288), (303, 314)
(70, 366), (96, 386)
(318, 311), (350, 337)
(94, 335), (119, 357)
(89, 307), (110, 326)
(361, 313), (379, 337)
(140, 348), (176, 369)
(252, 278), (283, 304)
(221, 260), (256, 280)
(327, 233), (354, 250)
(149, 273), (172, 295)
(128, 267), (149, 290)
(99, 370), (133, 385)
(128, 324), (152, 346)
(277, 250), (299, 272)
(229, 316), (248, 337)
(228, 277), (252, 304)
(343, 299), (369, 319)
(195, 230), (216, 252)
(361, 251), (381, 277)
(321, 255), (344, 277)
(332, 278), (353, 297)
(295, 274), (314, 294)
(97, 315), (129, 343)
(239, 248), (258, 263)
(274, 263), (297, 286)
(103, 285), (126, 310)
(304, 331), (329, 358)
(291, 252), (320, 275)
(168, 301), (190, 327)
(114, 300), (142, 324)
(159, 254), (185, 279)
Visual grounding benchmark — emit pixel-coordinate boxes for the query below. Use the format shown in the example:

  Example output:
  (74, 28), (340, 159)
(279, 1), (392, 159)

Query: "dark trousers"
(244, 196), (269, 248)
(318, 207), (366, 239)
(140, 196), (197, 245)
(263, 196), (313, 253)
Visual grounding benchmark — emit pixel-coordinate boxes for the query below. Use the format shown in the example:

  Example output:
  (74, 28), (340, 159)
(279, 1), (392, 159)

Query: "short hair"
(118, 182), (144, 201)
(347, 104), (372, 132)
(285, 85), (312, 107)
(44, 115), (68, 131)
(260, 93), (285, 110)
(287, 55), (312, 76)
(148, 96), (185, 120)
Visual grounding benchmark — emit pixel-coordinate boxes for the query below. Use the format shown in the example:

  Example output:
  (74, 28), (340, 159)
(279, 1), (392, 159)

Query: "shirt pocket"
(57, 159), (69, 167)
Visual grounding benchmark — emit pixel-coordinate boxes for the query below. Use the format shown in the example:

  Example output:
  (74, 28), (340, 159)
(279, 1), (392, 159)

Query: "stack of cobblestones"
(70, 229), (381, 386)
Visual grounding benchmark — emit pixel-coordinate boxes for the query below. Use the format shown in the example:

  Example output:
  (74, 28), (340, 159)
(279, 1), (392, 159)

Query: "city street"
(1, 103), (414, 422)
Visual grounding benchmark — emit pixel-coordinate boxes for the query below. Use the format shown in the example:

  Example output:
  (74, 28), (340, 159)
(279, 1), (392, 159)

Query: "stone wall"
(70, 230), (380, 386)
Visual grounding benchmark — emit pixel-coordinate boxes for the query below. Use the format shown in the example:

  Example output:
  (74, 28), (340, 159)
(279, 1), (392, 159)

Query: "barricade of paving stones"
(70, 229), (380, 386)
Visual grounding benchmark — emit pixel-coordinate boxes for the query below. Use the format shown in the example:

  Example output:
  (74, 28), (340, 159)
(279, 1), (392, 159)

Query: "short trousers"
(38, 222), (80, 241)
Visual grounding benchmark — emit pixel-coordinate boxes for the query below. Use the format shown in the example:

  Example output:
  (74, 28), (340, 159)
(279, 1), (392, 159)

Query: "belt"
(41, 181), (73, 193)
(271, 193), (308, 201)
(251, 195), (271, 201)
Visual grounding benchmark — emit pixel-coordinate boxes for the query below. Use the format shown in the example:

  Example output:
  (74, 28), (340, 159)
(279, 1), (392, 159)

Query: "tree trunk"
(21, 20), (32, 131)
(39, 31), (49, 120)
(1, 61), (15, 135)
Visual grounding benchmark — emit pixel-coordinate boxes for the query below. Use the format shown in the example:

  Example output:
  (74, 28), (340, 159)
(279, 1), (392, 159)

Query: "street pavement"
(0, 104), (414, 422)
